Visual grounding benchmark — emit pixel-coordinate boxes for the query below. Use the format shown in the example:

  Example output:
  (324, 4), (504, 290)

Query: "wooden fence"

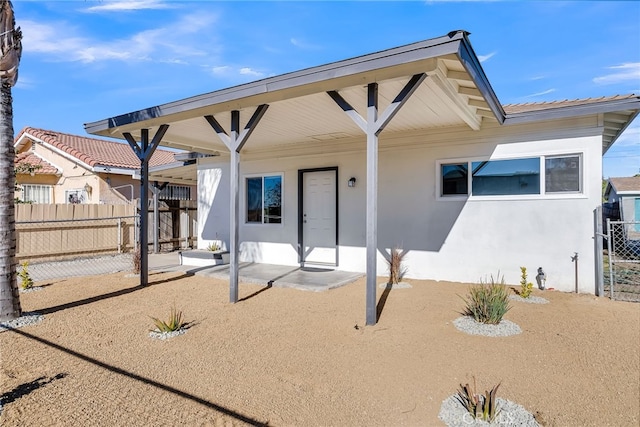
(15, 204), (137, 262)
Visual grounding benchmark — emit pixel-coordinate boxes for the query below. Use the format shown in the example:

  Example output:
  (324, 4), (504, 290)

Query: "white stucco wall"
(198, 116), (604, 293)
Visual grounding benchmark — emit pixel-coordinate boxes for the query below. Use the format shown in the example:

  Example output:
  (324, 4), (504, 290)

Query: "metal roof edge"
(604, 109), (639, 154)
(84, 31), (469, 135)
(455, 32), (505, 124)
(503, 96), (640, 125)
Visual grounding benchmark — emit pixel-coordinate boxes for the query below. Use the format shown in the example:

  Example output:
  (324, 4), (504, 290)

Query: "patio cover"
(85, 30), (639, 325)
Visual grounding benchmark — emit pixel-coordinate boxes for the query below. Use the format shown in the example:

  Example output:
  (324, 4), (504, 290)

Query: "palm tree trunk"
(0, 79), (20, 321)
(0, 0), (21, 321)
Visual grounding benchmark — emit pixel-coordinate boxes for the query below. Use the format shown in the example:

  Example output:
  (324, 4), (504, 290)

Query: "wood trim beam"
(204, 105), (269, 303)
(122, 125), (170, 287)
(430, 70), (481, 130)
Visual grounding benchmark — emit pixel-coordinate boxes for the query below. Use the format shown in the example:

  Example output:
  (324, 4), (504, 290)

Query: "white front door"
(302, 169), (337, 265)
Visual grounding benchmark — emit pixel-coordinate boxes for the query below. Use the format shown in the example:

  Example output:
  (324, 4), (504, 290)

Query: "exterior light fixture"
(348, 177), (356, 187)
(84, 183), (92, 195)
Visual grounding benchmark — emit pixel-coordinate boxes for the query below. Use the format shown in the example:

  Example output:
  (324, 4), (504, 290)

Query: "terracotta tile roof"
(503, 94), (638, 114)
(15, 151), (59, 175)
(609, 176), (640, 193)
(15, 127), (178, 169)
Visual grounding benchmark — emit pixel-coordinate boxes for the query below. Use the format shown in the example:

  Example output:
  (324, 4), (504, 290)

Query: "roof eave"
(456, 32), (505, 124)
(85, 30), (501, 137)
(503, 97), (640, 125)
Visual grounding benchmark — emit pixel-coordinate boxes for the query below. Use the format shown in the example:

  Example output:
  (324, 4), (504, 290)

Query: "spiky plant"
(519, 266), (533, 298)
(387, 247), (407, 285)
(455, 377), (501, 422)
(18, 261), (33, 290)
(150, 305), (185, 333)
(461, 273), (511, 324)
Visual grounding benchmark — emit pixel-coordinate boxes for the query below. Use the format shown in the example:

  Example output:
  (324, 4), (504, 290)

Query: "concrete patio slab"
(148, 252), (363, 291)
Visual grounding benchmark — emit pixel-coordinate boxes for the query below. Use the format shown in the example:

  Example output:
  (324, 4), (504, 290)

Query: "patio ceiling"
(85, 31), (501, 155)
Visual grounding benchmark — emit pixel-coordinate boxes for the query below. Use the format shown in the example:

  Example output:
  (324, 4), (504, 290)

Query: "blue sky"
(11, 0), (640, 178)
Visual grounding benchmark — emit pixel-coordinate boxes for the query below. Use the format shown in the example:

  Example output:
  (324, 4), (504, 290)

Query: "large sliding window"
(439, 154), (582, 198)
(246, 174), (282, 224)
(472, 158), (540, 196)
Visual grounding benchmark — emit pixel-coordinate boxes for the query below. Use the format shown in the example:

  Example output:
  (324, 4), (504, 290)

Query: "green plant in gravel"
(519, 266), (534, 298)
(461, 273), (511, 324)
(150, 305), (185, 333)
(207, 241), (221, 251)
(456, 377), (501, 422)
(18, 261), (34, 290)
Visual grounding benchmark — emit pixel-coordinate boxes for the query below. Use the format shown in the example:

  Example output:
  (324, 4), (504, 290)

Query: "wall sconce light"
(348, 177), (356, 187)
(84, 183), (92, 195)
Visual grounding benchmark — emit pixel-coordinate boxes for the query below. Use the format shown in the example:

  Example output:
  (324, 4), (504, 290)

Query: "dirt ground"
(1, 271), (638, 426)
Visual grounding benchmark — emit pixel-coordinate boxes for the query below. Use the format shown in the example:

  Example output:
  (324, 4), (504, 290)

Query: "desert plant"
(387, 246), (407, 285)
(455, 377), (501, 422)
(207, 241), (221, 251)
(133, 246), (141, 274)
(150, 305), (185, 333)
(461, 273), (511, 324)
(18, 261), (33, 290)
(519, 266), (534, 298)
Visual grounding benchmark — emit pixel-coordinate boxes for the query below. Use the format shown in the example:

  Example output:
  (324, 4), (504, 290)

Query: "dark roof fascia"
(456, 32), (505, 124)
(503, 97), (640, 125)
(85, 31), (489, 135)
(603, 109), (639, 154)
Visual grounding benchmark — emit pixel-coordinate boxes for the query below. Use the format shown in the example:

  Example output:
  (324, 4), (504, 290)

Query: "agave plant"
(150, 305), (185, 333)
(455, 377), (501, 422)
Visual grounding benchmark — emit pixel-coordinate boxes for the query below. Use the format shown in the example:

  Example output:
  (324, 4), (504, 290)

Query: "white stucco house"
(86, 31), (640, 324)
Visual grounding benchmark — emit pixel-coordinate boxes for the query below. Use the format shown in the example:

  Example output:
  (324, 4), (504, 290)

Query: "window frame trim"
(243, 172), (284, 226)
(436, 153), (585, 201)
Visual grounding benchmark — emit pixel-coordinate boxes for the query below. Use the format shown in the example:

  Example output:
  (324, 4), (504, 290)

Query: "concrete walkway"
(149, 252), (363, 292)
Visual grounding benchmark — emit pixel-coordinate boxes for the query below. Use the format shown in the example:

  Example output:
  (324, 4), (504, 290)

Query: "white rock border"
(509, 294), (549, 304)
(19, 286), (44, 294)
(0, 312), (44, 332)
(378, 282), (412, 289)
(149, 328), (186, 340)
(453, 316), (522, 337)
(439, 395), (539, 426)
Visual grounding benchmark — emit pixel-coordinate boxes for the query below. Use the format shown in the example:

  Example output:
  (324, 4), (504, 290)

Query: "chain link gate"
(606, 219), (640, 302)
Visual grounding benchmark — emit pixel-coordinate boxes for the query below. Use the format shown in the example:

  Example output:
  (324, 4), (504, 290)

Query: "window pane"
(546, 156), (580, 192)
(23, 185), (51, 204)
(441, 163), (468, 195)
(472, 158), (540, 195)
(263, 176), (282, 224)
(246, 177), (263, 223)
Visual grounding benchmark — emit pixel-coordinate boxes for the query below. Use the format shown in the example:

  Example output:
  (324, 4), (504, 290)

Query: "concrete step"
(179, 250), (230, 267)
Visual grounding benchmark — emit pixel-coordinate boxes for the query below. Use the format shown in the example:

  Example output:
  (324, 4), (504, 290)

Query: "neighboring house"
(14, 127), (195, 204)
(604, 177), (640, 223)
(86, 30), (640, 300)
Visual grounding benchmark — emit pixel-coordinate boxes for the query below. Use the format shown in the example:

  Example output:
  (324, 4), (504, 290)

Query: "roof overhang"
(85, 30), (505, 154)
(504, 97), (640, 153)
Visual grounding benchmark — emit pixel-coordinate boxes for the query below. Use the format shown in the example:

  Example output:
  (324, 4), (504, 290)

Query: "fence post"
(594, 206), (604, 296)
(606, 218), (614, 299)
(117, 217), (122, 254)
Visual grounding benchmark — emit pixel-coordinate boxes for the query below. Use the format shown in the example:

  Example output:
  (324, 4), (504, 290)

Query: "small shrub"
(461, 273), (511, 324)
(18, 261), (34, 290)
(519, 266), (534, 298)
(387, 247), (407, 285)
(456, 377), (501, 422)
(207, 241), (221, 251)
(133, 247), (141, 274)
(150, 305), (185, 333)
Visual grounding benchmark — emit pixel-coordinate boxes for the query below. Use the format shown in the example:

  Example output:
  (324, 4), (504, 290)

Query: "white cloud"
(524, 88), (556, 98)
(529, 75), (546, 81)
(20, 12), (220, 64)
(478, 51), (496, 63)
(290, 38), (321, 50)
(85, 0), (174, 12)
(593, 62), (640, 85)
(613, 122), (640, 148)
(211, 66), (231, 75)
(239, 67), (264, 77)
